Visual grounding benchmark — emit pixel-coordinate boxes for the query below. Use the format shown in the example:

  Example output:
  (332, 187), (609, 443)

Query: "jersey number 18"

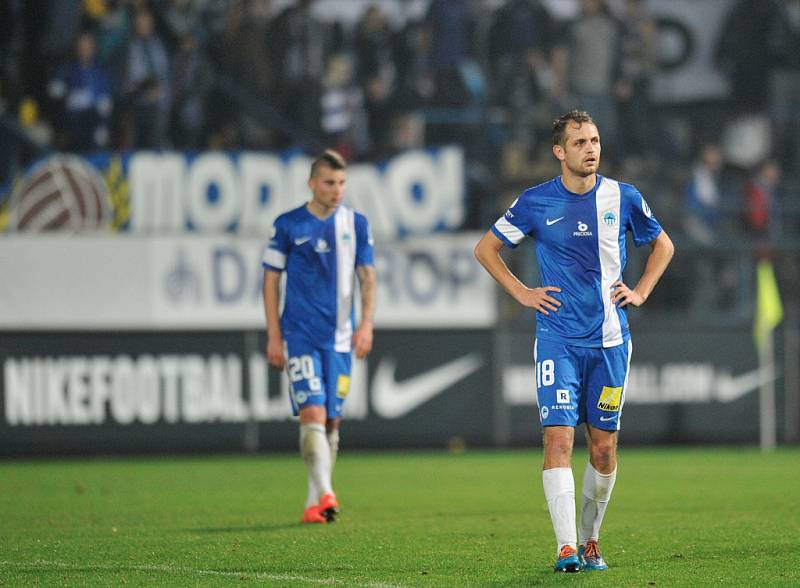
(536, 359), (555, 388)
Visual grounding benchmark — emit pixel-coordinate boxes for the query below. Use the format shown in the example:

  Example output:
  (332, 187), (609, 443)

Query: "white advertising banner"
(4, 147), (465, 242)
(373, 233), (496, 328)
(0, 233), (496, 330)
(149, 235), (264, 329)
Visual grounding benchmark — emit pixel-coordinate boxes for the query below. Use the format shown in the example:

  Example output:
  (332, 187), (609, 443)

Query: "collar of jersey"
(555, 174), (603, 199)
(303, 204), (338, 222)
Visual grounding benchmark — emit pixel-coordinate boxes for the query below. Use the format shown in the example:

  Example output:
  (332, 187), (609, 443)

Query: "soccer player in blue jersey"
(475, 110), (674, 572)
(262, 150), (376, 524)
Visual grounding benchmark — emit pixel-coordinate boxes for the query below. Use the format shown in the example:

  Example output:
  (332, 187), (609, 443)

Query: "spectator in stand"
(769, 0), (800, 175)
(161, 0), (206, 48)
(0, 0), (24, 116)
(744, 159), (782, 241)
(208, 0), (279, 149)
(47, 30), (112, 151)
(239, 0), (275, 98)
(684, 144), (724, 244)
(393, 20), (434, 113)
(487, 0), (554, 109)
(487, 0), (556, 172)
(615, 0), (657, 162)
(213, 0), (274, 97)
(353, 4), (398, 158)
(683, 143), (735, 313)
(270, 0), (328, 134)
(716, 0), (784, 115)
(86, 0), (130, 95)
(319, 53), (369, 161)
(425, 0), (471, 107)
(170, 32), (212, 149)
(552, 0), (623, 161)
(207, 0), (246, 147)
(121, 7), (171, 148)
(24, 0), (82, 109)
(715, 0), (788, 185)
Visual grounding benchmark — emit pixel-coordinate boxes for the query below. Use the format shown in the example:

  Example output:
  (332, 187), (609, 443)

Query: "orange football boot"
(300, 505), (326, 524)
(318, 493), (340, 522)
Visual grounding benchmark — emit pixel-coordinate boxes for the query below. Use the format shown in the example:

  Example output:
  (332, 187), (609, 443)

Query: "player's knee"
(326, 417), (340, 433)
(299, 405), (326, 425)
(589, 438), (616, 470)
(544, 428), (573, 458)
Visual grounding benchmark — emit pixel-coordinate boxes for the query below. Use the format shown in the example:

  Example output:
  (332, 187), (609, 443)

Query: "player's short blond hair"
(310, 149), (347, 179)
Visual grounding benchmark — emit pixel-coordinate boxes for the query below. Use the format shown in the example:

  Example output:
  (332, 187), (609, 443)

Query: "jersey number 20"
(288, 355), (322, 391)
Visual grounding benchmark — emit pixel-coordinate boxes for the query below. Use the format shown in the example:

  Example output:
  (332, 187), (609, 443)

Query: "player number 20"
(536, 359), (555, 387)
(288, 355), (321, 391)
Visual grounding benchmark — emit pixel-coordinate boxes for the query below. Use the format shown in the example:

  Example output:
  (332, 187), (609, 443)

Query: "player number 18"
(536, 359), (555, 387)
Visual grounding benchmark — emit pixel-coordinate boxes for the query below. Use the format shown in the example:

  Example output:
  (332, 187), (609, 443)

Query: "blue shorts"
(534, 338), (632, 431)
(284, 336), (352, 418)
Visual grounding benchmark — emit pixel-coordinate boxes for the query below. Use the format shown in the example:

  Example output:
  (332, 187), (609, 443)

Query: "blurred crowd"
(2, 0), (800, 284)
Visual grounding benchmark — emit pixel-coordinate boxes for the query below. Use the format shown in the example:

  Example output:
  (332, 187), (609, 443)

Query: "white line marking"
(0, 560), (407, 588)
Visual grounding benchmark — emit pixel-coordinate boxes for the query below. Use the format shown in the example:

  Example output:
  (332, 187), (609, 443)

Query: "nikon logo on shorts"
(597, 385), (623, 411)
(336, 375), (351, 399)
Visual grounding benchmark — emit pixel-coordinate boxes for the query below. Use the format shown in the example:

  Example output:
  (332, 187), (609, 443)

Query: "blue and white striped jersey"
(492, 175), (662, 348)
(262, 204), (374, 352)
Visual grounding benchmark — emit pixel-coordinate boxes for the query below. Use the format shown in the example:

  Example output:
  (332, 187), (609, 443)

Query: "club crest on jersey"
(314, 238), (331, 253)
(602, 211), (617, 226)
(573, 221), (593, 237)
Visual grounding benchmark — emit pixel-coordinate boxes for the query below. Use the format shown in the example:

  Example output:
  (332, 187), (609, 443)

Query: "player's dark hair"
(552, 110), (596, 146)
(310, 149), (347, 179)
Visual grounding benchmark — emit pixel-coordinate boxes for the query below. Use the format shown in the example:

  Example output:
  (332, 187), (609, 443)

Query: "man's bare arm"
(353, 265), (376, 358)
(263, 270), (285, 368)
(474, 230), (562, 315)
(612, 230), (675, 307)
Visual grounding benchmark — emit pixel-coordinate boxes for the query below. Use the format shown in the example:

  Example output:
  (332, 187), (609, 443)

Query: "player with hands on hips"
(474, 110), (673, 572)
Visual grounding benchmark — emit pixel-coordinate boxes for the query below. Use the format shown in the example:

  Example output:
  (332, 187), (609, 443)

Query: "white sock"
(299, 424), (333, 505)
(327, 429), (340, 472)
(542, 467), (577, 553)
(304, 477), (318, 509)
(579, 463), (617, 545)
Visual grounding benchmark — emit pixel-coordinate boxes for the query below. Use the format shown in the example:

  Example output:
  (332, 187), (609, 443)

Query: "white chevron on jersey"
(596, 178), (623, 347)
(334, 206), (356, 352)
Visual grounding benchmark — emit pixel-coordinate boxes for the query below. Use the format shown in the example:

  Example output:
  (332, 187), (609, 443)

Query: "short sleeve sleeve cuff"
(261, 247), (286, 270)
(492, 216), (525, 247)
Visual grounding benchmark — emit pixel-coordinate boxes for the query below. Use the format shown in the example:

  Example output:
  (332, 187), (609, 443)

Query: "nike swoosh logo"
(504, 363), (779, 406)
(294, 236), (310, 246)
(546, 217), (565, 226)
(599, 415), (616, 422)
(716, 366), (778, 402)
(372, 353), (484, 418)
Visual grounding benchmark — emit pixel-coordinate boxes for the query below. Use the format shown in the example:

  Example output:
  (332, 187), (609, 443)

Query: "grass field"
(1, 447), (798, 586)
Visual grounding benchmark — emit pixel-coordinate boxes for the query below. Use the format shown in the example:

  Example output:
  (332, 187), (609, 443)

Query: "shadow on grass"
(186, 523), (304, 534)
(485, 569), (558, 586)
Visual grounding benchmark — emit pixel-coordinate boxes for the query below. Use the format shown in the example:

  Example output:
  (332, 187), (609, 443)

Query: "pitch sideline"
(0, 559), (407, 588)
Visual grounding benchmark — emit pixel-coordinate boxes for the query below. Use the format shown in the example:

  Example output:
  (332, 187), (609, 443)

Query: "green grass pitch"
(1, 447), (798, 586)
